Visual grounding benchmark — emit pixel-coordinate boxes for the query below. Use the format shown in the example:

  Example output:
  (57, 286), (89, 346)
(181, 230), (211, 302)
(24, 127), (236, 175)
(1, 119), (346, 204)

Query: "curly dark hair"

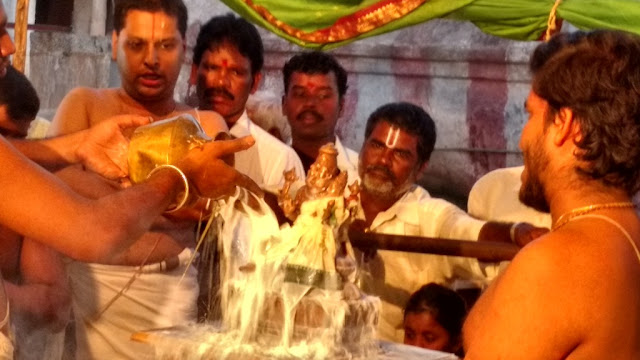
(192, 14), (264, 76)
(113, 0), (188, 38)
(282, 51), (348, 99)
(364, 102), (436, 165)
(531, 30), (640, 195)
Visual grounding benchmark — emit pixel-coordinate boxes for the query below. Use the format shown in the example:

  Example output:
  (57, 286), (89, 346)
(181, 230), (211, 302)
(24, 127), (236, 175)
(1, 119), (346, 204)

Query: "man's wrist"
(147, 164), (191, 213)
(510, 222), (523, 245)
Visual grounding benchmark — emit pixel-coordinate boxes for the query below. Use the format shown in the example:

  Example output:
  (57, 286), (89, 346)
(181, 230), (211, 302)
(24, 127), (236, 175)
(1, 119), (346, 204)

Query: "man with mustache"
(355, 102), (547, 343)
(281, 51), (359, 184)
(464, 31), (640, 359)
(0, 2), (259, 358)
(46, 1), (235, 359)
(190, 14), (303, 193)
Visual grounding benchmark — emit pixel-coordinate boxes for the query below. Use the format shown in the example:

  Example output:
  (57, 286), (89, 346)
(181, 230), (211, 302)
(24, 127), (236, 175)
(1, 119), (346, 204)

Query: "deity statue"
(278, 143), (348, 222)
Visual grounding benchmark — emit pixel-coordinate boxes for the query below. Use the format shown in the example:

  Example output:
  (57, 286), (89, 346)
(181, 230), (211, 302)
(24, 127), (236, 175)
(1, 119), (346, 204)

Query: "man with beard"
(467, 166), (551, 228)
(190, 14), (303, 192)
(463, 31), (640, 359)
(282, 51), (359, 184)
(46, 1), (233, 359)
(355, 102), (547, 343)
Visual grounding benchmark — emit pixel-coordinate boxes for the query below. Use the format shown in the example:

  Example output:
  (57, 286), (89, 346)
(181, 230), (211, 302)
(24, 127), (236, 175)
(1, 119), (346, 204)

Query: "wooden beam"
(348, 226), (519, 262)
(13, 0), (30, 73)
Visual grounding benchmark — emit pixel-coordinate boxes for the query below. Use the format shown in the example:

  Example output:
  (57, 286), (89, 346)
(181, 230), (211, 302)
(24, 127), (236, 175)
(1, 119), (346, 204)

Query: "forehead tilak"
(384, 126), (401, 149)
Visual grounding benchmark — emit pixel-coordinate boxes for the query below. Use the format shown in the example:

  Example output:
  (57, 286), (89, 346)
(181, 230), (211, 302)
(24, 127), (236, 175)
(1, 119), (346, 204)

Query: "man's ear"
(250, 71), (263, 94)
(338, 97), (345, 118)
(552, 107), (578, 146)
(417, 161), (429, 176)
(189, 63), (198, 85)
(111, 31), (118, 60)
(281, 95), (286, 116)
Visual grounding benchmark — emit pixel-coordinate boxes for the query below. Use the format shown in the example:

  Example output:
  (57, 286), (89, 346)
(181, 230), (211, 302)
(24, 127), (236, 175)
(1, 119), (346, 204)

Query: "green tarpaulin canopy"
(219, 0), (640, 49)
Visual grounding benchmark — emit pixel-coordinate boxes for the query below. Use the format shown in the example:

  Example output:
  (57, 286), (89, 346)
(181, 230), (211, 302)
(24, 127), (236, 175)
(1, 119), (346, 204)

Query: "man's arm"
(0, 135), (258, 263)
(5, 238), (70, 331)
(197, 110), (228, 138)
(478, 221), (549, 247)
(10, 114), (150, 179)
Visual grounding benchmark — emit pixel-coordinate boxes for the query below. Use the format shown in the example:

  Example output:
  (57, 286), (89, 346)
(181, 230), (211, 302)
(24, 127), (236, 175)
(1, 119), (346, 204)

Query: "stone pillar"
(90, 0), (107, 36)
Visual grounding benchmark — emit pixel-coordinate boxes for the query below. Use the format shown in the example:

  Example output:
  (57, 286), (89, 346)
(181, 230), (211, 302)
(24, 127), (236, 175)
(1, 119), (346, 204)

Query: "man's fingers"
(115, 115), (151, 130)
(206, 136), (255, 157)
(234, 172), (264, 198)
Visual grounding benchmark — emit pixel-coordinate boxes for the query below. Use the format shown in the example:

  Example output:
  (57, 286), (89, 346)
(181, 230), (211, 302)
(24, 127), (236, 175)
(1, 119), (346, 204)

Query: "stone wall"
(25, 1), (539, 205)
(28, 32), (111, 120)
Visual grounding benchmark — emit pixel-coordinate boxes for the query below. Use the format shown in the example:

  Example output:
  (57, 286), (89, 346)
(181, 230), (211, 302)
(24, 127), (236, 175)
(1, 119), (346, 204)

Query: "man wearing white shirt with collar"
(281, 51), (359, 185)
(191, 14), (303, 193)
(354, 102), (547, 343)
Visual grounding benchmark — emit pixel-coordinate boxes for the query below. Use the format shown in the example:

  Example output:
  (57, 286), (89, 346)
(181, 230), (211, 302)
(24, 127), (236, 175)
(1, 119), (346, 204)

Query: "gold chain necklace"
(552, 202), (636, 231)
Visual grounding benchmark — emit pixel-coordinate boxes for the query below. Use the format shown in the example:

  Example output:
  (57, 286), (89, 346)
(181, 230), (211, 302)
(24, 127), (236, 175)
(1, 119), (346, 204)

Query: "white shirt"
(356, 185), (498, 343)
(334, 136), (359, 186)
(230, 111), (305, 193)
(468, 166), (551, 228)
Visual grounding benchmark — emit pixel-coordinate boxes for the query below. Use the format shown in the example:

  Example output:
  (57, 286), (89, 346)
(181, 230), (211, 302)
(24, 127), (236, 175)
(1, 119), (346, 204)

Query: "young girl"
(403, 283), (467, 356)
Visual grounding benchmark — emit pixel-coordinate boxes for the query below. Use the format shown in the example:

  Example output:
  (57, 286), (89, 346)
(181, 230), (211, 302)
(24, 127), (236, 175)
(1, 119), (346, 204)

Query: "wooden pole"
(13, 0), (30, 73)
(348, 226), (519, 262)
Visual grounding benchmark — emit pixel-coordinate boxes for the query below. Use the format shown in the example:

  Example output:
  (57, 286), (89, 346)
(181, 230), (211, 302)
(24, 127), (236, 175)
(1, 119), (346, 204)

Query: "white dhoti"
(66, 248), (198, 360)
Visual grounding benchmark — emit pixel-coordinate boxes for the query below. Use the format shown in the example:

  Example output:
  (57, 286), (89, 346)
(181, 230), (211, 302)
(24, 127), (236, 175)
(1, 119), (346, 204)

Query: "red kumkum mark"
(151, 14), (156, 42)
(221, 59), (228, 68)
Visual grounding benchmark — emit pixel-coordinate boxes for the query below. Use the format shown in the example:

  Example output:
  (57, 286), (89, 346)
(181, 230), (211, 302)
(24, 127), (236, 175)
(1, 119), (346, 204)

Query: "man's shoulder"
(391, 186), (465, 216)
(248, 120), (297, 154)
(399, 185), (444, 205)
(64, 87), (116, 102)
(506, 228), (604, 281)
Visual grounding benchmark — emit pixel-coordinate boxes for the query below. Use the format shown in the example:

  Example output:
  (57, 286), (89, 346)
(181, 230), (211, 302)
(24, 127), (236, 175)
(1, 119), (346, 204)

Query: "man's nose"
(377, 147), (394, 166)
(302, 93), (320, 108)
(144, 45), (159, 67)
(207, 68), (230, 88)
(0, 33), (15, 58)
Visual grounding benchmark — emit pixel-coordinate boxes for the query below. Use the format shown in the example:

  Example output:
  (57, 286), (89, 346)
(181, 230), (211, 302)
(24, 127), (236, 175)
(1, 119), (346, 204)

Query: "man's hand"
(76, 115), (150, 180)
(179, 136), (263, 199)
(512, 222), (550, 247)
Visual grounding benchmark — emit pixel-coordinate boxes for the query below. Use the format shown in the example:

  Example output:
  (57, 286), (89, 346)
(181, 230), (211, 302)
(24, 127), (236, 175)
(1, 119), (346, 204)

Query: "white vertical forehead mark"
(384, 126), (401, 149)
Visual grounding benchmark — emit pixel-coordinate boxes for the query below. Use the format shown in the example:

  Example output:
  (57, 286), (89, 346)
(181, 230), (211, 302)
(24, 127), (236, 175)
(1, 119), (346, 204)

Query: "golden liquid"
(128, 114), (210, 183)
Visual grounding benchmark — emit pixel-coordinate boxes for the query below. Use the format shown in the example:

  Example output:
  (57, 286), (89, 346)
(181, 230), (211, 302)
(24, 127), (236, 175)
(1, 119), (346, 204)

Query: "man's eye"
(423, 333), (436, 342)
(317, 91), (332, 100)
(395, 151), (412, 160)
(127, 41), (144, 50)
(160, 41), (176, 50)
